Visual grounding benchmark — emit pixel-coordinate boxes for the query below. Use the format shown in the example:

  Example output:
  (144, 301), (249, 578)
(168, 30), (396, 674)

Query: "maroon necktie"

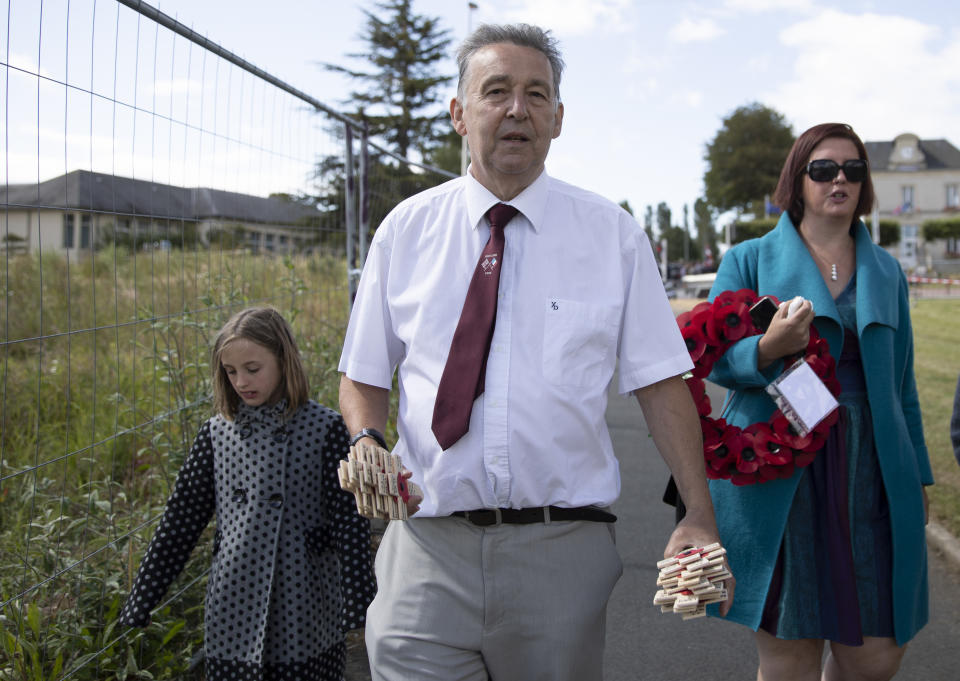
(432, 203), (519, 450)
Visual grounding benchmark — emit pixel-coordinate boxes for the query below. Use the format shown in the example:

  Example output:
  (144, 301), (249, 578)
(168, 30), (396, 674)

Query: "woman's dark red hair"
(773, 122), (875, 227)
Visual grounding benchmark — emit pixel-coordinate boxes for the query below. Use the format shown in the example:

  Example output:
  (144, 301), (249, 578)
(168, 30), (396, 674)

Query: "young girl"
(119, 306), (375, 681)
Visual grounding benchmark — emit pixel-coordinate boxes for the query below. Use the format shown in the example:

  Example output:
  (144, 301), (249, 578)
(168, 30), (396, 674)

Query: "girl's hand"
(757, 299), (814, 369)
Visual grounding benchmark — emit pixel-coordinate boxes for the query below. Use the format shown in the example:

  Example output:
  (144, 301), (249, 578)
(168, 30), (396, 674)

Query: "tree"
(703, 103), (795, 217)
(693, 197), (718, 267)
(656, 202), (672, 236)
(323, 0), (453, 161)
(663, 225), (700, 264)
(729, 217), (778, 244)
(423, 127), (463, 175)
(643, 205), (655, 244)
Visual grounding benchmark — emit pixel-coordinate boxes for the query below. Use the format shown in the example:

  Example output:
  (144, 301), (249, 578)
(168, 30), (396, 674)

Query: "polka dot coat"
(119, 401), (375, 680)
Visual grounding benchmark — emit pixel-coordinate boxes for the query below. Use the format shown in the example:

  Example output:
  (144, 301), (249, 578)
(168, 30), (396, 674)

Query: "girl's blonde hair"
(210, 307), (309, 419)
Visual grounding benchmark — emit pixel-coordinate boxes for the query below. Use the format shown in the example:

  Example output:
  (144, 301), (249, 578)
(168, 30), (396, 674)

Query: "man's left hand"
(664, 514), (735, 617)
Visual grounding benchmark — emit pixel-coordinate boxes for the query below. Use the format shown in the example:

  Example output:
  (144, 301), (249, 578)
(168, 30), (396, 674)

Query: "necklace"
(799, 228), (849, 284)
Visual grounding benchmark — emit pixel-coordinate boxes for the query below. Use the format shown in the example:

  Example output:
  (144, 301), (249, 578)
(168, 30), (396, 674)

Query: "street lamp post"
(460, 2), (478, 176)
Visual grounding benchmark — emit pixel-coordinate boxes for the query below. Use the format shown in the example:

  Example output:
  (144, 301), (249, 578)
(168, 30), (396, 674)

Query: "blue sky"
(6, 0), (959, 230)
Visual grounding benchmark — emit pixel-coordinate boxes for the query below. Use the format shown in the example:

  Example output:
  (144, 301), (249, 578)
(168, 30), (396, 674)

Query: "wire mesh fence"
(0, 1), (455, 677)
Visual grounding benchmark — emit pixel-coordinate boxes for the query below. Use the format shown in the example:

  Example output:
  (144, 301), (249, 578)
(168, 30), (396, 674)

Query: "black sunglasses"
(804, 159), (868, 183)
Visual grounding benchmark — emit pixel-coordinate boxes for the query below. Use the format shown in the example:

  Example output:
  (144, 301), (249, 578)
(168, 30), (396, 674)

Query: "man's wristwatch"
(349, 427), (387, 449)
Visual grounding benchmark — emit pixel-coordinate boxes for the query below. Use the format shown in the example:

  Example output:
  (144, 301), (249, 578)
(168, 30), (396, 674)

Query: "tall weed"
(1, 249), (349, 679)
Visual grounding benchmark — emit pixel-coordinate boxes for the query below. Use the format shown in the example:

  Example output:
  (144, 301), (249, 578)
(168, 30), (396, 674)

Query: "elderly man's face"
(451, 42), (563, 200)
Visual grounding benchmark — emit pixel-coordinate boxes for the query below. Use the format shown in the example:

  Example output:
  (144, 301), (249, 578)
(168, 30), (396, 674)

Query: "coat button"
(239, 423), (253, 440)
(269, 493), (283, 509)
(272, 427), (289, 444)
(232, 488), (248, 503)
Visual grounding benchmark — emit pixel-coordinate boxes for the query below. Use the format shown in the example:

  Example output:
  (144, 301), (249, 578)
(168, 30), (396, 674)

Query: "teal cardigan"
(706, 213), (932, 645)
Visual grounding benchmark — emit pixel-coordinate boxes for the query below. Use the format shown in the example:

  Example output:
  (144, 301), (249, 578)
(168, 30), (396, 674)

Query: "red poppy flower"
(796, 426), (827, 454)
(770, 413), (814, 450)
(678, 312), (708, 362)
(708, 301), (750, 343)
(713, 290), (739, 307)
(824, 375), (842, 396)
(705, 425), (742, 478)
(747, 423), (794, 466)
(731, 470), (761, 486)
(734, 432), (760, 474)
(760, 460), (796, 480)
(684, 377), (712, 417)
(702, 415), (727, 442)
(733, 288), (762, 307)
(691, 345), (720, 378)
(820, 405), (840, 428)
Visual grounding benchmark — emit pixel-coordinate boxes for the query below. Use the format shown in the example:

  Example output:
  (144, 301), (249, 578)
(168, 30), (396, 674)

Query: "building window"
(900, 186), (914, 213)
(62, 213), (75, 248)
(80, 214), (92, 249)
(265, 233), (275, 251)
(947, 184), (959, 210)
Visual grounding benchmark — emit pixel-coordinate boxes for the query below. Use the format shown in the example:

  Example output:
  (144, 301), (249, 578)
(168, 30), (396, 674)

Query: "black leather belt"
(451, 506), (617, 527)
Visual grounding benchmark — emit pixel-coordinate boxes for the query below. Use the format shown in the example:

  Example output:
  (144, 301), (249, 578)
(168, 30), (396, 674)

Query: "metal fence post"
(345, 123), (358, 307)
(359, 121), (370, 270)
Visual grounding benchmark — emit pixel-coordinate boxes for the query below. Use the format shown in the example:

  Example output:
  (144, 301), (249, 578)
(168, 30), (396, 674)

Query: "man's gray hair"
(456, 24), (565, 103)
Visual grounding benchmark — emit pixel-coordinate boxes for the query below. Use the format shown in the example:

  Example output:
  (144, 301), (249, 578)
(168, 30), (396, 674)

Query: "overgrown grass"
(910, 298), (960, 537)
(1, 247), (351, 680)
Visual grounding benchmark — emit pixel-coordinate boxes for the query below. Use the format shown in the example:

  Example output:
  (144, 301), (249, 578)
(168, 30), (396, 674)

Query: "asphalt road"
(347, 378), (960, 679)
(605, 380), (960, 680)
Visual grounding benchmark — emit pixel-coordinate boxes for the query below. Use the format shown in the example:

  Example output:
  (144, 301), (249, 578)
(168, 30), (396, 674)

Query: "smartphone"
(749, 296), (778, 332)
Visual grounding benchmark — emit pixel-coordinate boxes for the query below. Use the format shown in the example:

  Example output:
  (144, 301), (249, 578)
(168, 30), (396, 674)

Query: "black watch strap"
(349, 427), (387, 449)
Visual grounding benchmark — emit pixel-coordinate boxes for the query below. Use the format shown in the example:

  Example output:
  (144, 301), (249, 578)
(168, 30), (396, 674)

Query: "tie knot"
(486, 203), (519, 230)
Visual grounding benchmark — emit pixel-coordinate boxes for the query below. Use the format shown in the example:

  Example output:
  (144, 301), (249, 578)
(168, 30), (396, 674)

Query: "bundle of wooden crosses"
(338, 443), (422, 521)
(652, 543), (731, 619)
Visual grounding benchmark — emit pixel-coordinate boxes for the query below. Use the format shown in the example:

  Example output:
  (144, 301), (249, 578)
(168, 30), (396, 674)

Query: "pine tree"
(324, 0), (454, 160)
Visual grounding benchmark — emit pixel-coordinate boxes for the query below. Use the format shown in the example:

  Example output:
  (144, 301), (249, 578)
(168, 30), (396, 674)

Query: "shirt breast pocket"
(542, 298), (619, 388)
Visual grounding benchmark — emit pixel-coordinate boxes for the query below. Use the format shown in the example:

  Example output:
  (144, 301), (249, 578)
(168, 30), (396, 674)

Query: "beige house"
(865, 133), (960, 271)
(2, 170), (328, 257)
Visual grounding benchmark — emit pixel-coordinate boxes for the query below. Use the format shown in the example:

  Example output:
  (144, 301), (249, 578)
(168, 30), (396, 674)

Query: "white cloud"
(668, 17), (725, 43)
(502, 0), (633, 35)
(683, 91), (704, 107)
(765, 9), (960, 140)
(724, 0), (814, 11)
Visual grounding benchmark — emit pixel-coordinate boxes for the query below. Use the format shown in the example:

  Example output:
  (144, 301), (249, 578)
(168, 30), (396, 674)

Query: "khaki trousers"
(365, 514), (623, 681)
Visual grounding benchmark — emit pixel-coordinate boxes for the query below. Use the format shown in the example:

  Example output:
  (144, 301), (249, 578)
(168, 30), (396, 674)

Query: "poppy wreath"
(676, 288), (842, 486)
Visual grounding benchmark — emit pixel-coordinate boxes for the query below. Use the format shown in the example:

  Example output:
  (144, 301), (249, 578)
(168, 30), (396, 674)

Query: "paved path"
(347, 379), (960, 679)
(605, 380), (960, 680)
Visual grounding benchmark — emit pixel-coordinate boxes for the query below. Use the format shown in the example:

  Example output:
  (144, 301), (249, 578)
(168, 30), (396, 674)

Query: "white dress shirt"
(339, 170), (692, 517)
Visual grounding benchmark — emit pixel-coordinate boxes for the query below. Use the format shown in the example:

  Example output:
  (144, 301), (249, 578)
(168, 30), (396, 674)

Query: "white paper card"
(766, 360), (838, 436)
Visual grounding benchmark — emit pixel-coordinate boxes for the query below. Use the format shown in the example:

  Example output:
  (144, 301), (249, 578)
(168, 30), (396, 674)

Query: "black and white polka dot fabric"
(119, 401), (375, 680)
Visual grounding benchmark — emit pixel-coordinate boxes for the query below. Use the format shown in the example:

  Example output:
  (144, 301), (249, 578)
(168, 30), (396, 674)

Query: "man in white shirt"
(339, 22), (732, 681)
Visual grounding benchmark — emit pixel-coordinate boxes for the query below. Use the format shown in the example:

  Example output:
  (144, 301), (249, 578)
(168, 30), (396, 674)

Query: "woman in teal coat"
(707, 123), (931, 681)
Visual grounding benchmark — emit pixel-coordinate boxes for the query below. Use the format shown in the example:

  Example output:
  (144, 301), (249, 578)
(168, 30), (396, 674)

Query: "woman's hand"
(757, 299), (815, 370)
